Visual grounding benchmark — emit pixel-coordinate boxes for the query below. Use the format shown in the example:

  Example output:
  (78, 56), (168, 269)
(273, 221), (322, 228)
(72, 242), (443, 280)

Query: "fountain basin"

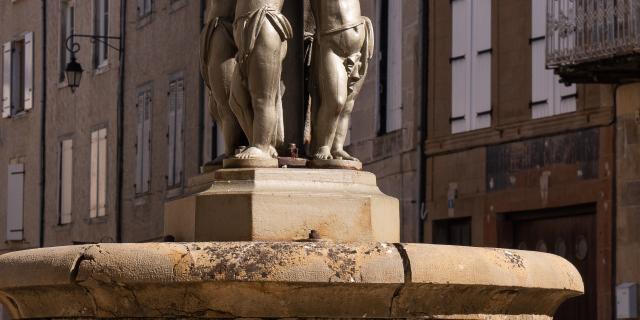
(0, 242), (582, 319)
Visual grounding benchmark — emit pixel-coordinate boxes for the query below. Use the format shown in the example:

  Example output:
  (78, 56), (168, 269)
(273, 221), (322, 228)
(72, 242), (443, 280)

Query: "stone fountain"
(0, 1), (582, 318)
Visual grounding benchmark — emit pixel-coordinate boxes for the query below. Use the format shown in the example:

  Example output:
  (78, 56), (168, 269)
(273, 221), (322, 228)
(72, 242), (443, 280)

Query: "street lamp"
(64, 34), (121, 92)
(65, 55), (83, 93)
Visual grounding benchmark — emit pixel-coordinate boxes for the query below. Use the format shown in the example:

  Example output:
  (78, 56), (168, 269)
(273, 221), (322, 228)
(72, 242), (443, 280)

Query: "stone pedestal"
(164, 168), (400, 243)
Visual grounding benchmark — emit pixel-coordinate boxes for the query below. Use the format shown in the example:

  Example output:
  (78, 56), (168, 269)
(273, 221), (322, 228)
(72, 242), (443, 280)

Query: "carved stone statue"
(309, 0), (374, 163)
(200, 0), (247, 165)
(228, 0), (293, 162)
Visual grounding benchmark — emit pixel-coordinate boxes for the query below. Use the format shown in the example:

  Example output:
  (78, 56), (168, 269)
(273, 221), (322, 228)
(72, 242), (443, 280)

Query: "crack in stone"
(389, 243), (412, 317)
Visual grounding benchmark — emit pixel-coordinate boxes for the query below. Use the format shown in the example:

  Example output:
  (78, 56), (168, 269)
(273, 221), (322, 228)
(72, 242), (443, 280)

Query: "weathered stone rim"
(0, 242), (583, 319)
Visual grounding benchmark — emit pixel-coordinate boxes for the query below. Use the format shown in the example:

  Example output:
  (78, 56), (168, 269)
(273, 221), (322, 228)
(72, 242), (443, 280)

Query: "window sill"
(134, 195), (148, 207)
(86, 215), (108, 224)
(165, 187), (183, 200)
(136, 13), (153, 29)
(169, 0), (187, 13)
(94, 62), (110, 76)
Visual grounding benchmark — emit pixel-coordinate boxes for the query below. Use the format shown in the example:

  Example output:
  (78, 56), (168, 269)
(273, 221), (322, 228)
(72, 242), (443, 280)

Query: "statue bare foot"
(314, 146), (334, 160)
(332, 149), (359, 162)
(235, 147), (272, 160)
(269, 146), (279, 158)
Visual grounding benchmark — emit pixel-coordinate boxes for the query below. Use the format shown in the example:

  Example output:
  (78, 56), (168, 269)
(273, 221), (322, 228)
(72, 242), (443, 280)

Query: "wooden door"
(508, 209), (596, 320)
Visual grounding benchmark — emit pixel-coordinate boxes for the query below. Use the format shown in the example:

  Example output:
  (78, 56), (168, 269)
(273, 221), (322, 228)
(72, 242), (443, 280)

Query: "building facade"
(426, 0), (615, 319)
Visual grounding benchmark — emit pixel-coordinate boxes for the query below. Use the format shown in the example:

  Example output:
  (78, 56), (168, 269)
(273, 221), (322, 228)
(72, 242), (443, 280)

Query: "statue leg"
(331, 100), (358, 161)
(236, 20), (285, 160)
(312, 47), (349, 160)
(209, 31), (247, 160)
(229, 64), (254, 145)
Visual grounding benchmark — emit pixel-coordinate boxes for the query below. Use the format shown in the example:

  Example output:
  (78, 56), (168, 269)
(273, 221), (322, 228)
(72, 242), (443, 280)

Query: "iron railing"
(547, 0), (640, 67)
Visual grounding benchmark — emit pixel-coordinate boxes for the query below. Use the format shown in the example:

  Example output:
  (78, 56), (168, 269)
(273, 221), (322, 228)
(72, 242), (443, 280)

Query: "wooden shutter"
(136, 0), (144, 16)
(97, 129), (107, 217)
(2, 42), (11, 118)
(557, 81), (577, 115)
(6, 164), (24, 241)
(386, 0), (403, 132)
(60, 139), (73, 224)
(90, 130), (98, 218)
(142, 91), (151, 192)
(471, 0), (491, 130)
(23, 32), (33, 111)
(531, 0), (553, 119)
(167, 81), (176, 187)
(451, 0), (470, 134)
(135, 92), (144, 193)
(175, 80), (184, 185)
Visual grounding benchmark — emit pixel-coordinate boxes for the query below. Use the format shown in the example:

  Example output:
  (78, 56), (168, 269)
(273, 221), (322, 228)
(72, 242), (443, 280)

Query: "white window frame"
(3, 32), (34, 118)
(450, 0), (492, 134)
(94, 0), (109, 68)
(90, 128), (107, 218)
(167, 75), (184, 188)
(530, 0), (577, 119)
(135, 85), (152, 194)
(6, 163), (25, 241)
(59, 1), (75, 83)
(59, 139), (73, 225)
(386, 0), (403, 133)
(137, 0), (153, 17)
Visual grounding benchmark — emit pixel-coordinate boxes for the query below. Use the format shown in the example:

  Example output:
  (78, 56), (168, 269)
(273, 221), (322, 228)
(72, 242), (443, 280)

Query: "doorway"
(500, 204), (597, 320)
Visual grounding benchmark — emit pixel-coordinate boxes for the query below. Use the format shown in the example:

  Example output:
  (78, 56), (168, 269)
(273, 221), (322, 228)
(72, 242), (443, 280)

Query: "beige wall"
(43, 0), (122, 245)
(0, 0), (44, 253)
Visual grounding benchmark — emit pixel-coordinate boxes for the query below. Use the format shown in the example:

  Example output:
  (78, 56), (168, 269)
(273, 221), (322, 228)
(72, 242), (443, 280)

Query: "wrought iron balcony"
(546, 0), (640, 83)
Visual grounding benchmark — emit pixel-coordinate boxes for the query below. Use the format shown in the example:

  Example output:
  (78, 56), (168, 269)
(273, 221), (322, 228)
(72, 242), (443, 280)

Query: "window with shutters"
(377, 0), (403, 135)
(137, 0), (153, 18)
(6, 163), (24, 241)
(90, 128), (107, 218)
(59, 1), (75, 83)
(135, 86), (152, 194)
(2, 32), (34, 118)
(530, 0), (576, 119)
(167, 77), (184, 188)
(450, 0), (492, 134)
(94, 0), (109, 68)
(59, 139), (73, 225)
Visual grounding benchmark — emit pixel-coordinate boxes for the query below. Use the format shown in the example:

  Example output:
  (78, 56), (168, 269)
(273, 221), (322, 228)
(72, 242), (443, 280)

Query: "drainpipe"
(115, 0), (127, 243)
(38, 0), (48, 248)
(611, 84), (619, 319)
(198, 0), (206, 167)
(417, 0), (429, 243)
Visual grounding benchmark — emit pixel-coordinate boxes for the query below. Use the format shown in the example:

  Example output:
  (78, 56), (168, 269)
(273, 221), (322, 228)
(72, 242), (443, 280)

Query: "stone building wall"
(0, 0), (44, 253)
(426, 0), (615, 318)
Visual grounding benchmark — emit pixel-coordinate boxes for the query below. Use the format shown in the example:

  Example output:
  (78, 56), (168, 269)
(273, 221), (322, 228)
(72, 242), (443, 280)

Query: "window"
(6, 164), (24, 241)
(60, 1), (75, 82)
(433, 217), (471, 246)
(377, 0), (403, 135)
(135, 87), (152, 194)
(2, 32), (34, 118)
(167, 77), (184, 187)
(59, 139), (73, 224)
(137, 0), (152, 17)
(94, 0), (109, 68)
(90, 128), (107, 218)
(531, 0), (576, 119)
(450, 0), (492, 134)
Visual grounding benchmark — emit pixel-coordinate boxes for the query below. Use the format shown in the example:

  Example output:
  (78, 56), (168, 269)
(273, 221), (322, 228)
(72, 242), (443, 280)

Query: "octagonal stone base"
(0, 242), (583, 319)
(164, 169), (400, 242)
